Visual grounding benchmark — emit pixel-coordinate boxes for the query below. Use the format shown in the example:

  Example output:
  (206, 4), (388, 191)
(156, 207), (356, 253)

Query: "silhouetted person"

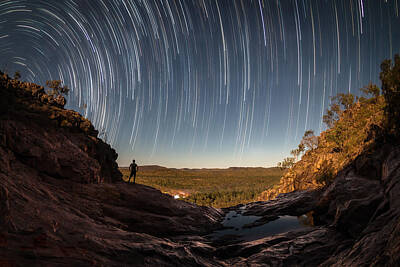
(129, 159), (139, 184)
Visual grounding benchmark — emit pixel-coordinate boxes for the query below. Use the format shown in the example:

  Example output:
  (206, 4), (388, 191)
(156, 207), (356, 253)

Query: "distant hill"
(121, 165), (280, 173)
(120, 165), (170, 172)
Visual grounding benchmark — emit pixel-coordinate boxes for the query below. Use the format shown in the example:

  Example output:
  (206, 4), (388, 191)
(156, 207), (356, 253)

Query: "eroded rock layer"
(221, 145), (400, 266)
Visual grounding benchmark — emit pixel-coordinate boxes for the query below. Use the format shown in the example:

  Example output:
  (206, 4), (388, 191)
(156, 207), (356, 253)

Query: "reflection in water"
(211, 211), (312, 242)
(223, 211), (261, 229)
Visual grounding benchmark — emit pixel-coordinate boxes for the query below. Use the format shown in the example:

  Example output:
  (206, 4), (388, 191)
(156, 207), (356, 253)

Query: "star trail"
(1, 0), (400, 168)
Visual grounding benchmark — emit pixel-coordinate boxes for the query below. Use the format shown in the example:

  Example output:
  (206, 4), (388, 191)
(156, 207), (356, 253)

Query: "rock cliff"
(222, 144), (400, 266)
(260, 93), (385, 200)
(0, 73), (224, 265)
(0, 72), (121, 184)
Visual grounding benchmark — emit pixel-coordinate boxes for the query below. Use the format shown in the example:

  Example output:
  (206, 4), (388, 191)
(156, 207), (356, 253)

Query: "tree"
(361, 83), (380, 98)
(277, 130), (317, 171)
(277, 157), (295, 170)
(326, 124), (346, 152)
(380, 54), (400, 135)
(290, 143), (305, 161)
(333, 93), (355, 110)
(301, 130), (318, 151)
(46, 80), (70, 97)
(14, 71), (21, 80)
(323, 93), (355, 128)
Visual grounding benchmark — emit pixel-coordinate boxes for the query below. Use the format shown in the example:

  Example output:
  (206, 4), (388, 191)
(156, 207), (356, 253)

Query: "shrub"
(277, 157), (295, 170)
(46, 80), (70, 97)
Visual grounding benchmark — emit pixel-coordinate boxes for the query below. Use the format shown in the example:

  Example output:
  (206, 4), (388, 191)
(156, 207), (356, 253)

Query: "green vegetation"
(269, 55), (400, 198)
(380, 54), (400, 136)
(277, 157), (295, 170)
(315, 160), (335, 186)
(46, 80), (70, 98)
(277, 130), (317, 170)
(275, 84), (385, 189)
(14, 71), (21, 80)
(0, 71), (98, 136)
(120, 167), (283, 208)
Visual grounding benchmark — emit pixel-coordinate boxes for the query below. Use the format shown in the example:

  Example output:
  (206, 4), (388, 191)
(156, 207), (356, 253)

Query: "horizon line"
(118, 164), (280, 170)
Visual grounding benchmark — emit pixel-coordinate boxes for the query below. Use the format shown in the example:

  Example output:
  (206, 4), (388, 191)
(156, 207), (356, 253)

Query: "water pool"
(211, 210), (311, 242)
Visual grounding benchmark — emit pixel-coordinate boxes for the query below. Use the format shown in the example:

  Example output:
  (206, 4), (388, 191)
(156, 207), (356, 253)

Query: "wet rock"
(211, 146), (400, 266)
(221, 227), (352, 266)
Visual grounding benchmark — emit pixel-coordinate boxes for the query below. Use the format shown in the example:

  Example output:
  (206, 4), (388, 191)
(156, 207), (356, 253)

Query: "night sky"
(1, 0), (400, 168)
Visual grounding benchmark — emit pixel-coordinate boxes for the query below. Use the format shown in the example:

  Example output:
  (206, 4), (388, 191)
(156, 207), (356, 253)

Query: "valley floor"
(119, 166), (283, 208)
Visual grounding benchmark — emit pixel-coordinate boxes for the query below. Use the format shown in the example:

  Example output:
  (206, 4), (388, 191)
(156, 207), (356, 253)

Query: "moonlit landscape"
(2, 1), (400, 266)
(1, 0), (400, 168)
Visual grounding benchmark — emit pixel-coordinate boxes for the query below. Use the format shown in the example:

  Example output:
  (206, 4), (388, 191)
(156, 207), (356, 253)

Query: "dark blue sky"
(1, 0), (399, 168)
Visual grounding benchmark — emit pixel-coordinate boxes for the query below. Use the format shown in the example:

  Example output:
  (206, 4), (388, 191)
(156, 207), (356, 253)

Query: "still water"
(211, 210), (311, 242)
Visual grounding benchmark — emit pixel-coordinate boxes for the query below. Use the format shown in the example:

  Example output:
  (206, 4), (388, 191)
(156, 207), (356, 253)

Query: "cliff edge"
(0, 73), (223, 266)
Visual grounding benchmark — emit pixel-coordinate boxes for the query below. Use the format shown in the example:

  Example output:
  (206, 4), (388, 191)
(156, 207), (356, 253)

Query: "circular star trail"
(1, 0), (400, 168)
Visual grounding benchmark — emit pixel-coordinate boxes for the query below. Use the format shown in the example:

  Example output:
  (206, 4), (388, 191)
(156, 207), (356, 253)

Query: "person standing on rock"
(128, 159), (139, 184)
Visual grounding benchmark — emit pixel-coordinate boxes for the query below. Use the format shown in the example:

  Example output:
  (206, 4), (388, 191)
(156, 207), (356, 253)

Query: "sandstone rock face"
(0, 72), (121, 184)
(209, 145), (399, 266)
(0, 73), (225, 266)
(0, 173), (223, 266)
(260, 98), (386, 201)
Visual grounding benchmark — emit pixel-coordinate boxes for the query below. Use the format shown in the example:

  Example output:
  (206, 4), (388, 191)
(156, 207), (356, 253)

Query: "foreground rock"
(214, 144), (400, 266)
(3, 141), (399, 266)
(0, 178), (223, 266)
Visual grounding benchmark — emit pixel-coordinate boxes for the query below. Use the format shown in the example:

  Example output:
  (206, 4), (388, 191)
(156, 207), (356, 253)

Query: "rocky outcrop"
(0, 72), (121, 183)
(214, 144), (400, 266)
(317, 145), (400, 265)
(0, 174), (223, 266)
(0, 73), (224, 266)
(260, 97), (386, 201)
